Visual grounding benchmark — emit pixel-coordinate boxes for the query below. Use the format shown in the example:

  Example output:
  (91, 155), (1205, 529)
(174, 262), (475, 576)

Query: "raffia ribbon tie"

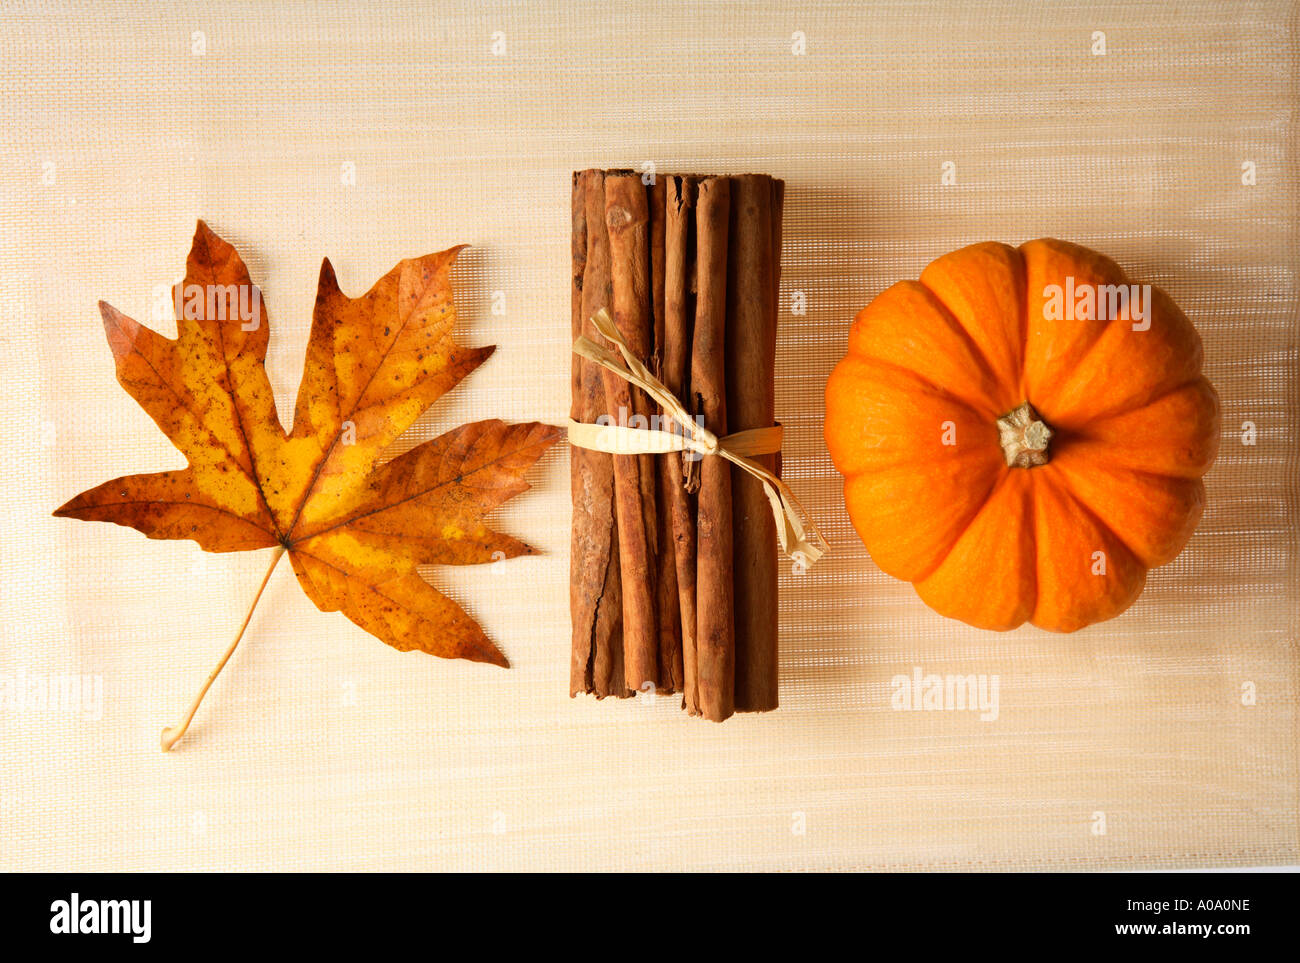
(567, 308), (829, 568)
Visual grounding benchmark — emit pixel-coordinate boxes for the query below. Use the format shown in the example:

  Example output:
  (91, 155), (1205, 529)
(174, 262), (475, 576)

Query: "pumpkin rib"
(848, 281), (1011, 415)
(908, 467), (1014, 585)
(1024, 469), (1040, 624)
(1024, 263), (1205, 426)
(1097, 287), (1203, 415)
(1017, 245), (1030, 395)
(1028, 280), (1131, 375)
(1134, 375), (1208, 416)
(843, 455), (1002, 583)
(918, 242), (1028, 406)
(1039, 463), (1155, 571)
(913, 469), (1038, 629)
(1057, 377), (1221, 480)
(843, 352), (1001, 424)
(1019, 239), (1139, 413)
(1049, 459), (1206, 568)
(824, 353), (1002, 476)
(1066, 373), (1211, 432)
(1029, 474), (1147, 632)
(1070, 459), (1210, 495)
(906, 279), (1009, 412)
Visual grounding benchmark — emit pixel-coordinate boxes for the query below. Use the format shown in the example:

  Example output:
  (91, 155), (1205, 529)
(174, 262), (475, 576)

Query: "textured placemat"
(0, 0), (1295, 871)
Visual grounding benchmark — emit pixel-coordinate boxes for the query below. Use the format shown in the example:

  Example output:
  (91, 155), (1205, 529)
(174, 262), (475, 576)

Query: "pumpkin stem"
(997, 402), (1053, 468)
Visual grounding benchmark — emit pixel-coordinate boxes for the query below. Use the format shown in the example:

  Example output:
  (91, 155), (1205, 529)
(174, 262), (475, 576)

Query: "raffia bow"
(567, 308), (828, 568)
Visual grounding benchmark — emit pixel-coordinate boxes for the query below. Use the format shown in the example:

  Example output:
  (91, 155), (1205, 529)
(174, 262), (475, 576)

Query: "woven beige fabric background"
(0, 0), (1295, 871)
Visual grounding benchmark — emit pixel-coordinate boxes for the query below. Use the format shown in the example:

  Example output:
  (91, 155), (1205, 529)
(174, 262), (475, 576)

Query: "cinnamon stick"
(603, 174), (660, 693)
(726, 175), (782, 713)
(648, 177), (684, 694)
(664, 175), (699, 712)
(690, 176), (734, 721)
(571, 170), (628, 698)
(770, 180), (785, 484)
(650, 177), (667, 357)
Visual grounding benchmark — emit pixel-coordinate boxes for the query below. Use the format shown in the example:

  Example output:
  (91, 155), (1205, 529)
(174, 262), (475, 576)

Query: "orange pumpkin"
(824, 239), (1220, 632)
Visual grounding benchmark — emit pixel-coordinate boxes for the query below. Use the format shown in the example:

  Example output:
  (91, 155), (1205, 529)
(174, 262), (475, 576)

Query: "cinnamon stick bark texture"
(650, 178), (667, 362)
(663, 175), (699, 711)
(770, 182), (785, 485)
(603, 174), (661, 693)
(648, 177), (684, 694)
(570, 170), (628, 698)
(726, 175), (782, 713)
(571, 171), (585, 435)
(690, 177), (735, 721)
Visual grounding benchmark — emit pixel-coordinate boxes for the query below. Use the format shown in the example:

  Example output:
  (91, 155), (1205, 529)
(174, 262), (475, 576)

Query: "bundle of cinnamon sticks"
(570, 169), (784, 722)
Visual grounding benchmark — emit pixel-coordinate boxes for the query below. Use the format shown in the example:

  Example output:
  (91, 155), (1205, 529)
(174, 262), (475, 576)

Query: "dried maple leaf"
(55, 221), (558, 748)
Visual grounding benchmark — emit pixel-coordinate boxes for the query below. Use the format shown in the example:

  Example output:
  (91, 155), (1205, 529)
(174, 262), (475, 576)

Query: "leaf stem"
(160, 546), (286, 752)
